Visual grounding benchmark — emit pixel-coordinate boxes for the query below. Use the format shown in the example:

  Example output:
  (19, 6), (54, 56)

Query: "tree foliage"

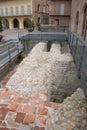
(0, 17), (3, 32)
(24, 18), (34, 28)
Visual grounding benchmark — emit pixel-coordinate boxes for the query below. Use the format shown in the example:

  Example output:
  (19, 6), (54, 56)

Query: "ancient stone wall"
(51, 88), (87, 130)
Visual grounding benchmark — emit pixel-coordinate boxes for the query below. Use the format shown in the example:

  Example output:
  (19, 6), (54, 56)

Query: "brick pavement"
(0, 68), (59, 130)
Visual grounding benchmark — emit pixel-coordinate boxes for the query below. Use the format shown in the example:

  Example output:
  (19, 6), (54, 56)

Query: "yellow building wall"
(0, 0), (32, 29)
(3, 16), (32, 29)
(0, 0), (32, 15)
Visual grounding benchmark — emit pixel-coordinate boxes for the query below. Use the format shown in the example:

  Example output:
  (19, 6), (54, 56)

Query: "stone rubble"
(51, 88), (87, 130)
(6, 42), (72, 96)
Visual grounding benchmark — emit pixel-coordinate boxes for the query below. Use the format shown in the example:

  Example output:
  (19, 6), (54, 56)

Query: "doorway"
(55, 19), (59, 30)
(13, 19), (19, 28)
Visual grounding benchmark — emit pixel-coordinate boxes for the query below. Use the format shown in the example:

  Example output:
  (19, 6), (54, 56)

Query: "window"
(47, 5), (49, 13)
(37, 4), (40, 12)
(27, 5), (31, 14)
(0, 8), (4, 16)
(43, 5), (49, 13)
(37, 17), (40, 23)
(5, 8), (8, 16)
(60, 4), (65, 15)
(75, 11), (79, 33)
(43, 6), (45, 13)
(21, 5), (24, 15)
(15, 6), (19, 15)
(10, 7), (13, 15)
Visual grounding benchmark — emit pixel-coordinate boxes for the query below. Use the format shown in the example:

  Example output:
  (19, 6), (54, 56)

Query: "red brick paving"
(0, 69), (59, 130)
(8, 102), (19, 112)
(0, 128), (10, 130)
(23, 114), (36, 124)
(18, 105), (35, 114)
(0, 107), (8, 120)
(15, 112), (25, 123)
(33, 126), (45, 130)
(38, 108), (48, 115)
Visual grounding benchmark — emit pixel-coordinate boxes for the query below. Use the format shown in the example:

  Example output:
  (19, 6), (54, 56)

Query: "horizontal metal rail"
(0, 40), (24, 70)
(67, 31), (87, 95)
(20, 32), (67, 42)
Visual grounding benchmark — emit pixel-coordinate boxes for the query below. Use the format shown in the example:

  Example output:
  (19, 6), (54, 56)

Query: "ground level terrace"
(2, 16), (32, 29)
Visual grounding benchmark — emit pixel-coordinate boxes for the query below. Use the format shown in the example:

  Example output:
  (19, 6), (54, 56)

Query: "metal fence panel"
(68, 31), (87, 89)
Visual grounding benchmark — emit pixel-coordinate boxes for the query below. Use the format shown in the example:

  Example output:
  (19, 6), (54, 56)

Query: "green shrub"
(0, 17), (3, 32)
(36, 22), (41, 31)
(25, 19), (34, 28)
(51, 88), (67, 103)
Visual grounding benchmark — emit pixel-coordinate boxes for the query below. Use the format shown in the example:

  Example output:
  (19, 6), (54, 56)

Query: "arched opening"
(37, 17), (40, 23)
(13, 19), (19, 28)
(3, 19), (9, 29)
(82, 4), (87, 40)
(75, 11), (79, 33)
(55, 19), (59, 30)
(23, 18), (32, 28)
(37, 4), (40, 12)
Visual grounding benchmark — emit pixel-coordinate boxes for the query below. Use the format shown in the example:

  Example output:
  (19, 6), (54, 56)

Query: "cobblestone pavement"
(0, 29), (28, 41)
(0, 68), (59, 130)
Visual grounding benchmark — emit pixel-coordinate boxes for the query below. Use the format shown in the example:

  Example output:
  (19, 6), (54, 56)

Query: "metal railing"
(67, 31), (87, 88)
(0, 39), (24, 70)
(40, 25), (69, 32)
(21, 32), (67, 41)
(49, 11), (71, 16)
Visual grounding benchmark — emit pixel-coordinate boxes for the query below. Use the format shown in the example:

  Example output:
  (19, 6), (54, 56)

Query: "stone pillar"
(9, 20), (13, 29)
(19, 20), (24, 29)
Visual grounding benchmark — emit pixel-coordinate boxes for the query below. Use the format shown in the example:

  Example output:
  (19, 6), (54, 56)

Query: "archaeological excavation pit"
(0, 42), (87, 130)
(6, 42), (82, 102)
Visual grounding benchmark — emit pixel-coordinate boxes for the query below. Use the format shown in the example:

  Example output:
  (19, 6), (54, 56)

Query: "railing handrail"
(49, 11), (71, 16)
(68, 31), (87, 93)
(0, 39), (24, 69)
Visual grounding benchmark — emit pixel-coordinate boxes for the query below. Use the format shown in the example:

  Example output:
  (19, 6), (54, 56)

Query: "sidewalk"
(0, 29), (29, 41)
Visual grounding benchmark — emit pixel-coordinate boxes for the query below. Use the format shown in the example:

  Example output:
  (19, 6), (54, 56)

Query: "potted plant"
(36, 22), (41, 31)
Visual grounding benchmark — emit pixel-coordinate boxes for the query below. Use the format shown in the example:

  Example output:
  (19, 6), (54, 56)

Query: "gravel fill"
(7, 42), (72, 96)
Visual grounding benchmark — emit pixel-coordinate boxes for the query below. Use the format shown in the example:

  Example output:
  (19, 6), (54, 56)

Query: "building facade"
(33, 0), (72, 31)
(48, 0), (71, 30)
(0, 0), (72, 30)
(0, 0), (32, 29)
(33, 0), (49, 25)
(71, 0), (87, 40)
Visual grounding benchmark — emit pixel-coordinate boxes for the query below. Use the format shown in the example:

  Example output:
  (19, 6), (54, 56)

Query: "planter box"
(28, 27), (34, 32)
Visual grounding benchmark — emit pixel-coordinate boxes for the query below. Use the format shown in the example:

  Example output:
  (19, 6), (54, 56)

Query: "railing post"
(8, 46), (11, 63)
(67, 30), (69, 42)
(73, 37), (78, 63)
(71, 33), (74, 54)
(69, 31), (71, 47)
(78, 44), (85, 79)
(17, 41), (19, 54)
